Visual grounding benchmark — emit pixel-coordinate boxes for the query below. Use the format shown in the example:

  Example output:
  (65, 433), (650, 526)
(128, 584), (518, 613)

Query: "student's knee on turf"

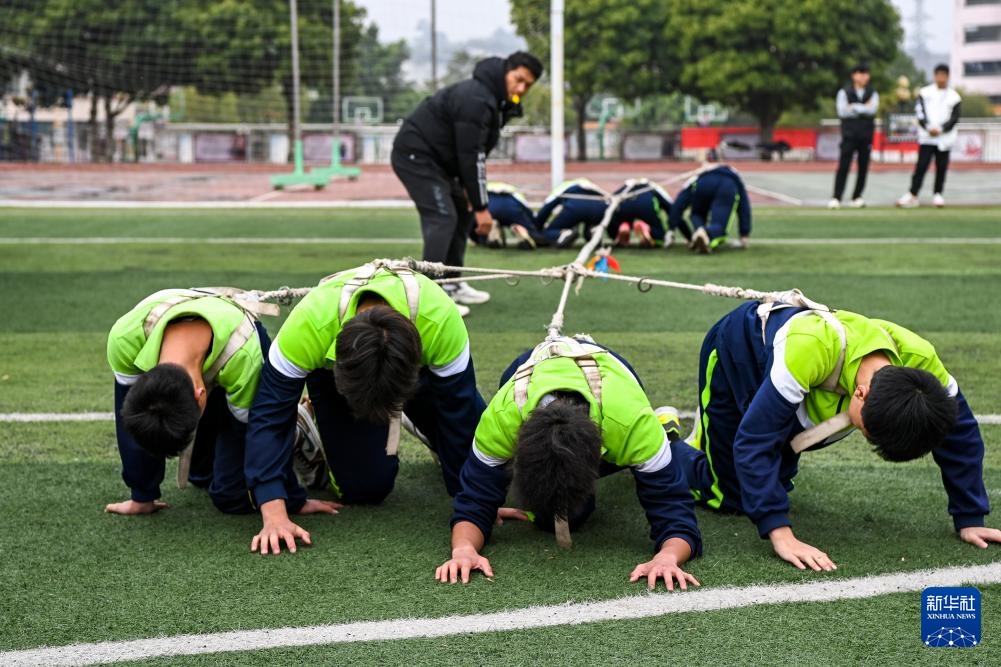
(336, 478), (396, 505)
(210, 491), (255, 515)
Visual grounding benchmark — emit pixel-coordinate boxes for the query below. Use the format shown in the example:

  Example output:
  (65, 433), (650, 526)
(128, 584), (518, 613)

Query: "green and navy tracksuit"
(451, 340), (702, 554)
(535, 179), (609, 245)
(471, 182), (545, 245)
(668, 166), (751, 246)
(245, 267), (485, 507)
(672, 301), (988, 538)
(107, 289), (296, 513)
(611, 178), (672, 243)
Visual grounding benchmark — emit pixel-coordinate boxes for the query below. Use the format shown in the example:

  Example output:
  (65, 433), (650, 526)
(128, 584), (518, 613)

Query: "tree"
(2, 0), (194, 161)
(347, 25), (412, 122)
(510, 0), (679, 160)
(669, 0), (901, 145)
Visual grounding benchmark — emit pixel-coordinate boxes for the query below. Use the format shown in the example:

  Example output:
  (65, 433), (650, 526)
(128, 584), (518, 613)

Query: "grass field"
(2, 205), (1001, 664)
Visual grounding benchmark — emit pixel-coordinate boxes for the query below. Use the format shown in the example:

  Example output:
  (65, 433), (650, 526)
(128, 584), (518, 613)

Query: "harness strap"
(333, 261), (421, 322)
(790, 412), (853, 454)
(175, 440), (195, 490)
(757, 300), (847, 396)
(203, 314), (257, 386)
(142, 288), (278, 337)
(512, 337), (605, 411)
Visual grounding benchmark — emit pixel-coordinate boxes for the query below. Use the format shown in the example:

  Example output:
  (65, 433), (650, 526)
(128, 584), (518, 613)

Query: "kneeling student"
(672, 299), (1000, 571)
(106, 289), (336, 519)
(245, 262), (486, 555)
(437, 336), (702, 589)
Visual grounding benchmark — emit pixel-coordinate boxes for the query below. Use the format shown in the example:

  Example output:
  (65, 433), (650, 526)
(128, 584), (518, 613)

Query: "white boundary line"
(3, 562), (999, 666)
(5, 411), (1001, 425)
(0, 199), (416, 209)
(2, 236), (1001, 246)
(0, 237), (423, 245)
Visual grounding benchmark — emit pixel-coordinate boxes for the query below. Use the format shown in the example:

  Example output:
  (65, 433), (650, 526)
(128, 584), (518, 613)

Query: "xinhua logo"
(922, 587), (981, 648)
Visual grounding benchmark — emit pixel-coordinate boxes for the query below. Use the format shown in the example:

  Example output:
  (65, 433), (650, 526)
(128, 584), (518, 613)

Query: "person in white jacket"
(897, 64), (962, 208)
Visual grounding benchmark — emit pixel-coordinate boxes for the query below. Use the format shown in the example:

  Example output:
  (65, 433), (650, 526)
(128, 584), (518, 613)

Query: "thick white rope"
(238, 180), (815, 329)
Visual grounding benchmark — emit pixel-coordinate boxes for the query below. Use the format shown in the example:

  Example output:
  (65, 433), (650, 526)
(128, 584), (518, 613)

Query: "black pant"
(832, 135), (872, 200)
(910, 144), (951, 196)
(391, 148), (474, 280)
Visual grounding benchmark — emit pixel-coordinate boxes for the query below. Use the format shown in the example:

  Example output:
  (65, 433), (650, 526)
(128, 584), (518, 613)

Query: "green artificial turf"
(1, 205), (1000, 661)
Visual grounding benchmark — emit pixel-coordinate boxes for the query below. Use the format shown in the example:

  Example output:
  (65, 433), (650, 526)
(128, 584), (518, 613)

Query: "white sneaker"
(689, 227), (712, 254)
(826, 198), (841, 210)
(896, 193), (919, 208)
(850, 197), (866, 208)
(455, 303), (470, 317)
(445, 281), (490, 305)
(663, 229), (676, 249)
(933, 193), (945, 208)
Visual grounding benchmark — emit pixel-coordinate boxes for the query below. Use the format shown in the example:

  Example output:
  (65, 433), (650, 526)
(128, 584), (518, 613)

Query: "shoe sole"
(511, 226), (537, 250)
(615, 227), (631, 247)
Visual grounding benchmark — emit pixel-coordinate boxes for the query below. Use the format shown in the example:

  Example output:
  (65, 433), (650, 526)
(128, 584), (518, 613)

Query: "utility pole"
(430, 0), (438, 89)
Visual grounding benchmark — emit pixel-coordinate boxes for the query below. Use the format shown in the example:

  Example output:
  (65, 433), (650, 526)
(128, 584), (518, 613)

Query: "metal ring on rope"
(505, 275), (521, 287)
(636, 277), (653, 293)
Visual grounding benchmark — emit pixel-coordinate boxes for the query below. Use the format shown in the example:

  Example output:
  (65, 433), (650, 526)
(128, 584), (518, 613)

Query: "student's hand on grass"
(435, 546), (493, 584)
(296, 499), (342, 515)
(104, 499), (168, 515)
(768, 526), (837, 571)
(958, 526), (1001, 549)
(495, 507), (531, 525)
(629, 553), (701, 592)
(251, 499), (310, 555)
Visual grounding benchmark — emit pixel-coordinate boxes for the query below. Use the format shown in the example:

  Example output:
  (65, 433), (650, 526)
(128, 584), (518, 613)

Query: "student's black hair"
(334, 305), (422, 424)
(513, 393), (601, 524)
(505, 51), (544, 80)
(121, 363), (201, 458)
(934, 63), (950, 75)
(861, 366), (957, 462)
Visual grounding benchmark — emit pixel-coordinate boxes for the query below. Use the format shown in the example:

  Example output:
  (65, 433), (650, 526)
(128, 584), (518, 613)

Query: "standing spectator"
(391, 52), (543, 312)
(897, 64), (962, 209)
(828, 63), (879, 209)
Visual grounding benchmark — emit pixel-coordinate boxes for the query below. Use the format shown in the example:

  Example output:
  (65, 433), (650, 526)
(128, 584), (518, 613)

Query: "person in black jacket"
(828, 63), (879, 209)
(392, 51), (542, 311)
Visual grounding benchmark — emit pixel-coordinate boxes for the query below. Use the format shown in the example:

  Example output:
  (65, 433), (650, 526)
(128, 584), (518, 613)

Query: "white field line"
(0, 199), (415, 209)
(3, 562), (1000, 666)
(743, 183), (804, 206)
(3, 236), (1001, 246)
(6, 411), (1001, 425)
(0, 237), (423, 245)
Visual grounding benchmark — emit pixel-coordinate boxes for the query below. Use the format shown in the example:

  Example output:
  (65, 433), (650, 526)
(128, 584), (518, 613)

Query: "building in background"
(952, 0), (1001, 113)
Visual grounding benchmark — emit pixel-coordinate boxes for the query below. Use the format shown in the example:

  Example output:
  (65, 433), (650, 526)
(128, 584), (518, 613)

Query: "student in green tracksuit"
(245, 264), (486, 555)
(438, 336), (702, 589)
(106, 289), (336, 518)
(671, 300), (999, 571)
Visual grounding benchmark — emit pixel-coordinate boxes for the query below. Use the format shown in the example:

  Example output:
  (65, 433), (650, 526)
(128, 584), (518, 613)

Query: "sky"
(354, 0), (954, 64)
(890, 0), (954, 56)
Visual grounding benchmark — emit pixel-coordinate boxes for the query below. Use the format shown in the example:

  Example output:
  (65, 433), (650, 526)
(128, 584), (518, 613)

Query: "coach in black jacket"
(392, 52), (542, 306)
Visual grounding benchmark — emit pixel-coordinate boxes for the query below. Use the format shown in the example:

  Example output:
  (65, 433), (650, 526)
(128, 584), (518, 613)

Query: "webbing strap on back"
(142, 288), (278, 338)
(512, 337), (605, 412)
(326, 261), (422, 457)
(175, 313), (257, 489)
(759, 298), (851, 454)
(789, 412), (853, 454)
(332, 261), (421, 323)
